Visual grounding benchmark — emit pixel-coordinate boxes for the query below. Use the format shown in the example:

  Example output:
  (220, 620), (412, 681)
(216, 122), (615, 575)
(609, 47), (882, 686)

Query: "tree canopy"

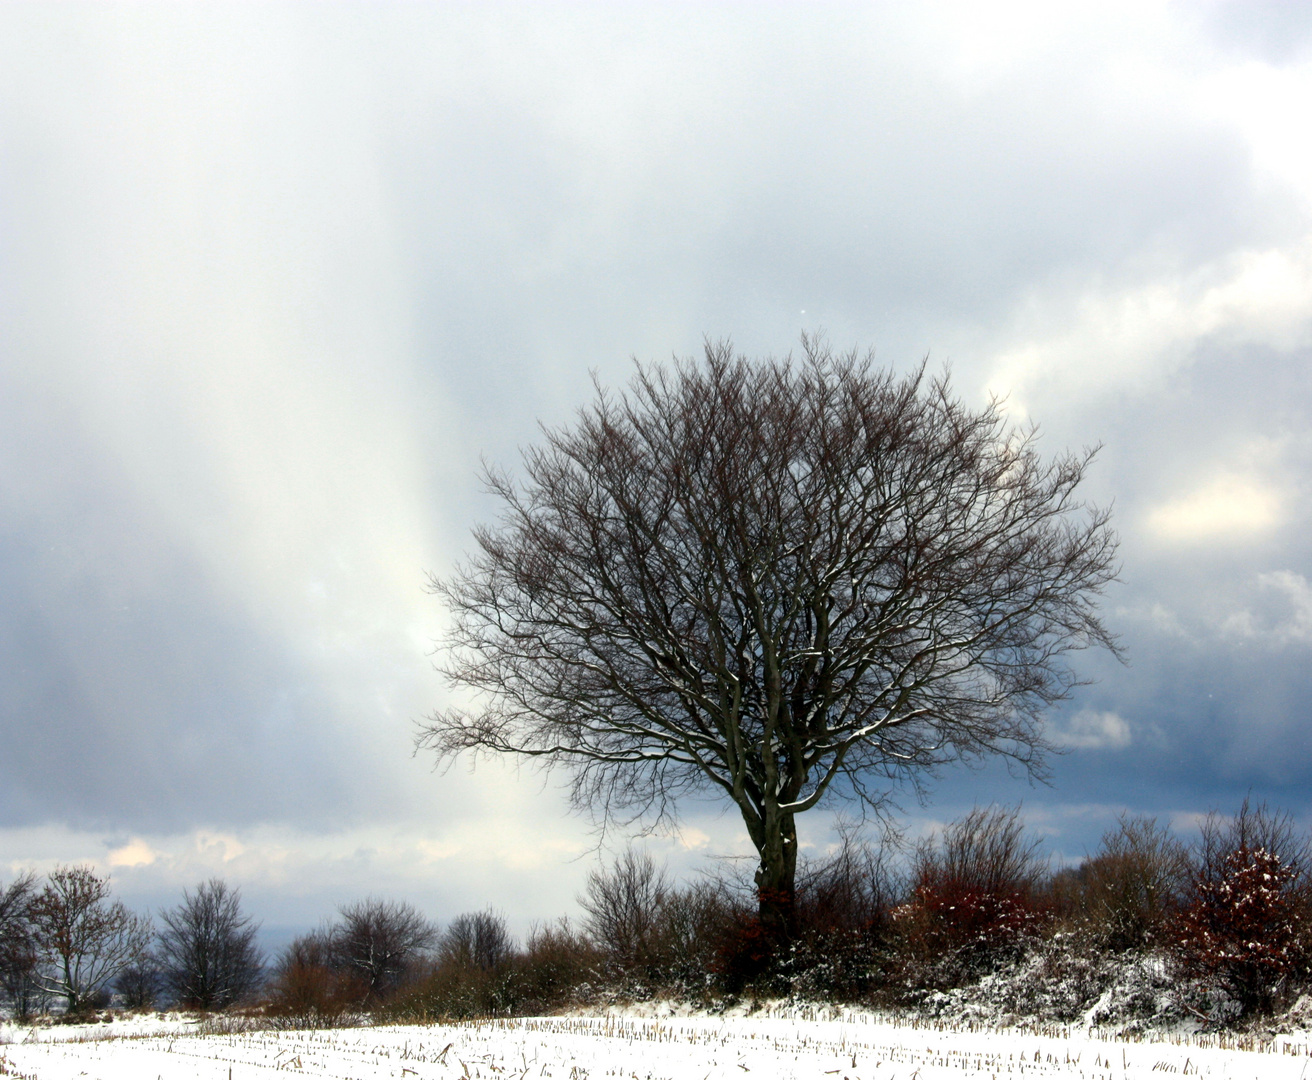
(421, 338), (1119, 932)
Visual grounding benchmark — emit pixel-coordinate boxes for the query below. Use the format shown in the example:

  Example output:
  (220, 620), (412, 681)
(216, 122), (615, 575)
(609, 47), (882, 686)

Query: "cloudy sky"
(2, 1), (1312, 939)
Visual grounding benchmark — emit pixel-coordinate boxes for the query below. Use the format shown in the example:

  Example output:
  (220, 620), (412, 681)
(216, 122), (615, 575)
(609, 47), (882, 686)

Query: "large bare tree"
(421, 339), (1119, 933)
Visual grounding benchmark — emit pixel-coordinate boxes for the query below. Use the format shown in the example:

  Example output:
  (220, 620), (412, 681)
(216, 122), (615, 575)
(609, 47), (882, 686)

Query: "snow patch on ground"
(0, 1010), (200, 1044)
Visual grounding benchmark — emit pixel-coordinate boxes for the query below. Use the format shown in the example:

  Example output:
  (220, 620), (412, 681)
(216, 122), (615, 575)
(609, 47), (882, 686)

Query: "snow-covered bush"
(1168, 799), (1312, 1019)
(913, 935), (1192, 1035)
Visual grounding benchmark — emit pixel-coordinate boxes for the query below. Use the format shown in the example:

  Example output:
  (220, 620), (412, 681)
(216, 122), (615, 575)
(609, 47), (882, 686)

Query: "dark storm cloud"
(1020, 333), (1312, 816)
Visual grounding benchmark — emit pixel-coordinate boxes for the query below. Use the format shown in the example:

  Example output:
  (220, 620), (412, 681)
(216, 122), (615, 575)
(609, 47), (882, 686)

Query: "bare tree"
(439, 910), (513, 972)
(0, 873), (39, 1018)
(28, 865), (152, 1013)
(579, 849), (671, 975)
(157, 879), (264, 1010)
(332, 898), (436, 999)
(0, 872), (35, 942)
(421, 338), (1120, 933)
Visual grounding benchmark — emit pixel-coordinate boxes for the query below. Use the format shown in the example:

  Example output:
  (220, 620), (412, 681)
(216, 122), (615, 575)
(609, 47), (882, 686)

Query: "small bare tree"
(579, 849), (671, 976)
(332, 898), (436, 1000)
(114, 954), (164, 1010)
(796, 824), (901, 937)
(1195, 797), (1311, 887)
(918, 804), (1047, 899)
(157, 879), (264, 1010)
(29, 866), (152, 1013)
(421, 339), (1119, 935)
(900, 805), (1046, 986)
(439, 910), (513, 972)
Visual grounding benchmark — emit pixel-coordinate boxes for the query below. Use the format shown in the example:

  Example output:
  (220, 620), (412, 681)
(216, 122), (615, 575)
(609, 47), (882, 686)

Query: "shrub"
(264, 932), (365, 1028)
(786, 831), (901, 1000)
(579, 849), (671, 984)
(894, 806), (1048, 991)
(1179, 844), (1302, 1015)
(1069, 816), (1192, 953)
(388, 910), (518, 1021)
(654, 881), (734, 993)
(388, 962), (503, 1020)
(114, 957), (163, 1010)
(710, 906), (776, 994)
(511, 918), (602, 1013)
(1168, 799), (1312, 1018)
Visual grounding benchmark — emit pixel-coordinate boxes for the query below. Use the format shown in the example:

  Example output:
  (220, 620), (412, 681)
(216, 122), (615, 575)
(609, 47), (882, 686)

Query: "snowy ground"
(2, 1012), (1310, 1079)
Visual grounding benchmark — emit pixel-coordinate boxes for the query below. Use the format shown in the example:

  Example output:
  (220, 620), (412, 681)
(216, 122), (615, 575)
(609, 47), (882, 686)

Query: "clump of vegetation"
(893, 806), (1049, 994)
(6, 798), (1312, 1033)
(1172, 800), (1311, 1019)
(1055, 814), (1192, 954)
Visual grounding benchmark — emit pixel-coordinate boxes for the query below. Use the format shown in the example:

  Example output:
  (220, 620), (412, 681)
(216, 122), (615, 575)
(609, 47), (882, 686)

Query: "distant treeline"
(2, 798), (1308, 1030)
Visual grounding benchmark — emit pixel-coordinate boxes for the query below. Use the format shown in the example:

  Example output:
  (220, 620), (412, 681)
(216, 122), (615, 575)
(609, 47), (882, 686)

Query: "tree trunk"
(754, 811), (799, 938)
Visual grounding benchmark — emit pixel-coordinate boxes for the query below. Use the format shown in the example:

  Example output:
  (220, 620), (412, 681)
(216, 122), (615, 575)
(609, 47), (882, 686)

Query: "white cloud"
(1200, 57), (1312, 206)
(105, 838), (157, 868)
(194, 832), (247, 865)
(975, 32), (1312, 416)
(1050, 709), (1133, 750)
(984, 237), (1312, 416)
(1146, 472), (1283, 542)
(1222, 570), (1312, 646)
(674, 827), (712, 852)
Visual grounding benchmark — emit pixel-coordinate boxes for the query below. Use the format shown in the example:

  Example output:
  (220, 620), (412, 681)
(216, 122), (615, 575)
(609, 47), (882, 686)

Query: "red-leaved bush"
(1175, 845), (1306, 1016)
(894, 806), (1048, 990)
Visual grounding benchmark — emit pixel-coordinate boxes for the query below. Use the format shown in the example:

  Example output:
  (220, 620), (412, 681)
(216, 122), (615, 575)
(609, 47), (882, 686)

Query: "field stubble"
(1, 1011), (1310, 1079)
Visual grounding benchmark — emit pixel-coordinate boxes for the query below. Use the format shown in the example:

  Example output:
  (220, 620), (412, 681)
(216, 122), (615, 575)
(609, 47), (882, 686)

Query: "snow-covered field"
(2, 1012), (1309, 1080)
